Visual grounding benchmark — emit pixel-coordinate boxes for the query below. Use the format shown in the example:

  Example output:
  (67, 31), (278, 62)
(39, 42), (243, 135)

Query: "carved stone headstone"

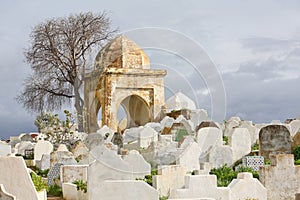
(259, 125), (292, 159)
(34, 140), (53, 161)
(71, 141), (89, 163)
(20, 134), (33, 142)
(84, 133), (104, 150)
(289, 119), (300, 137)
(17, 141), (34, 155)
(197, 127), (222, 161)
(195, 121), (219, 133)
(0, 184), (16, 200)
(260, 154), (300, 199)
(229, 128), (251, 162)
(209, 146), (233, 168)
(0, 157), (38, 199)
(153, 165), (186, 197)
(61, 165), (88, 183)
(292, 132), (300, 150)
(36, 154), (50, 170)
(50, 144), (76, 168)
(122, 150), (151, 179)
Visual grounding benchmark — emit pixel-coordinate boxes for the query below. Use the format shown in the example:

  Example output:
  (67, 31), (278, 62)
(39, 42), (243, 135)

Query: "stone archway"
(84, 35), (166, 132)
(119, 95), (151, 128)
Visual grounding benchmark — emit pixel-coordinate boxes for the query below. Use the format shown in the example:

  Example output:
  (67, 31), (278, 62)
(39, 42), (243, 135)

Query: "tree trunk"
(74, 78), (84, 132)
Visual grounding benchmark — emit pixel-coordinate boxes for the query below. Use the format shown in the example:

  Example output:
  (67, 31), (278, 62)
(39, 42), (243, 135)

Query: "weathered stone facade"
(84, 35), (166, 132)
(259, 154), (300, 200)
(259, 124), (292, 159)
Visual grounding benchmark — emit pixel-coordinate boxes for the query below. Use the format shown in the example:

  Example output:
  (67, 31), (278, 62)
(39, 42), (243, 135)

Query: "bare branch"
(17, 11), (117, 130)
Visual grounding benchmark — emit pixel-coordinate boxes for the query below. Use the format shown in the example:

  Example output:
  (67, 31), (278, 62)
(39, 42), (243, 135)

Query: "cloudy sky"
(0, 0), (299, 139)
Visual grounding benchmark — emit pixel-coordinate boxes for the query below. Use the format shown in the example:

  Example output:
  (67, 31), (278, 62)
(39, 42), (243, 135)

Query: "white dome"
(165, 92), (196, 112)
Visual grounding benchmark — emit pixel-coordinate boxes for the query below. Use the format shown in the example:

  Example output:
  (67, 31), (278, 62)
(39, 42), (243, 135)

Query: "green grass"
(30, 172), (47, 192)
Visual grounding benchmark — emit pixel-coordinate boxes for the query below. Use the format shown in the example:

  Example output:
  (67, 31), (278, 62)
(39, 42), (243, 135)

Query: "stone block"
(62, 183), (87, 200)
(84, 132), (104, 150)
(228, 172), (267, 200)
(169, 174), (230, 199)
(50, 145), (77, 168)
(0, 184), (16, 200)
(160, 116), (175, 129)
(88, 180), (159, 200)
(194, 162), (212, 175)
(0, 157), (38, 200)
(197, 127), (222, 160)
(88, 145), (132, 183)
(36, 154), (50, 170)
(34, 140), (53, 161)
(122, 150), (151, 179)
(20, 134), (33, 142)
(290, 119), (300, 137)
(165, 92), (196, 113)
(61, 165), (88, 183)
(124, 126), (158, 148)
(17, 141), (34, 155)
(195, 121), (219, 133)
(153, 165), (186, 196)
(292, 132), (300, 149)
(259, 154), (300, 199)
(239, 120), (258, 144)
(97, 125), (114, 139)
(259, 125), (292, 159)
(190, 109), (209, 130)
(229, 128), (251, 162)
(176, 141), (201, 172)
(145, 122), (162, 133)
(71, 141), (89, 163)
(209, 146), (233, 168)
(223, 118), (240, 137)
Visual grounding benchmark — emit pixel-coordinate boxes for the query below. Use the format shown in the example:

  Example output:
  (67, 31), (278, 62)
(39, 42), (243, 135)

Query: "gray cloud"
(241, 37), (298, 53)
(0, 0), (300, 139)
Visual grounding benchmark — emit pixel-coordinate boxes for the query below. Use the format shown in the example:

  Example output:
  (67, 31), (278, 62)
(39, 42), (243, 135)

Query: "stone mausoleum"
(84, 35), (167, 133)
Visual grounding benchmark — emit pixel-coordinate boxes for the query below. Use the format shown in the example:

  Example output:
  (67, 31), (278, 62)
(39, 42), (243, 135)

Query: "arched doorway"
(119, 95), (150, 128)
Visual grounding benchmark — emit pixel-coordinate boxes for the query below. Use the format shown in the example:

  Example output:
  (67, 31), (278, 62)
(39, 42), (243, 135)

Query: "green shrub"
(47, 184), (62, 197)
(30, 172), (47, 192)
(264, 159), (271, 165)
(136, 169), (158, 186)
(292, 146), (300, 160)
(235, 166), (259, 179)
(72, 180), (87, 193)
(210, 164), (261, 187)
(159, 196), (168, 200)
(35, 168), (49, 178)
(223, 136), (229, 145)
(23, 153), (34, 160)
(209, 164), (237, 187)
(294, 159), (300, 165)
(251, 143), (259, 151)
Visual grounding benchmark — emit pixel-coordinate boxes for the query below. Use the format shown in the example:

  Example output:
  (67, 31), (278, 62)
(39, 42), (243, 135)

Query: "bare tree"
(17, 12), (116, 131)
